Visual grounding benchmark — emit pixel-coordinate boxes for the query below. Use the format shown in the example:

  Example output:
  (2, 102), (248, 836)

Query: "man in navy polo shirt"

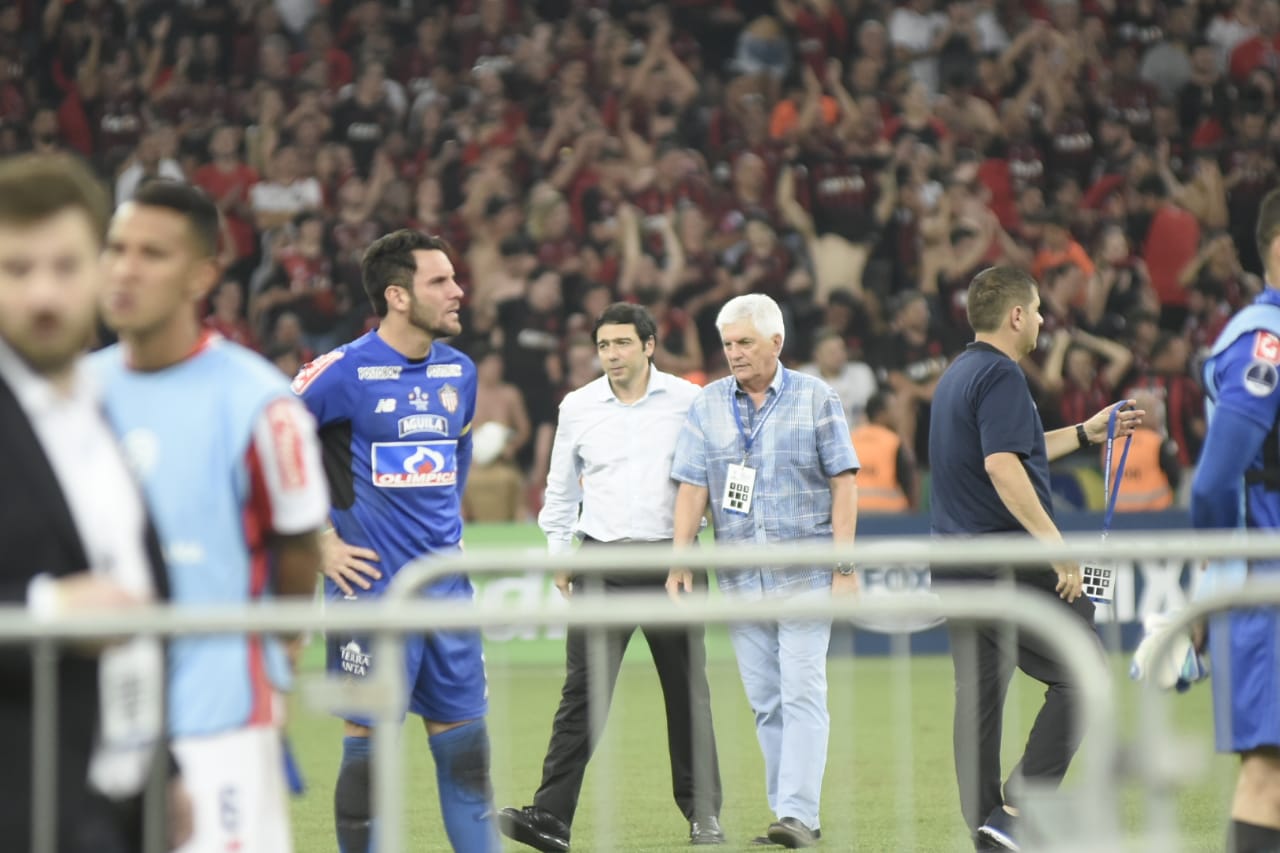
(929, 265), (1143, 851)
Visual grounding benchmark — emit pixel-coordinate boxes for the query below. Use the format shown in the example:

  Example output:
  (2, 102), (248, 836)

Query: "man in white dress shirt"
(498, 303), (724, 851)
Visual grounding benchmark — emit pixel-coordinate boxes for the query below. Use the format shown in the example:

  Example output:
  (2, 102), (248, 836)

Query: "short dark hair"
(1257, 188), (1280, 272)
(361, 229), (452, 316)
(592, 302), (657, 347)
(966, 266), (1037, 333)
(0, 153), (109, 240)
(865, 390), (891, 423)
(131, 180), (220, 257)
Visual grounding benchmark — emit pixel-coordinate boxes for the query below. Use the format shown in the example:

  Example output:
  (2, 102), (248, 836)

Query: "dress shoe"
(767, 817), (819, 848)
(690, 815), (726, 845)
(497, 805), (571, 852)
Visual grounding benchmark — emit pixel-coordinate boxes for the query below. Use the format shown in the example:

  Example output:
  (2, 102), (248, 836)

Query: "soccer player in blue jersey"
(292, 230), (499, 853)
(1193, 188), (1280, 853)
(95, 180), (330, 853)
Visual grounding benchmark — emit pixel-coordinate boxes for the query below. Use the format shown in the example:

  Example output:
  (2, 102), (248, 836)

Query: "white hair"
(716, 294), (786, 346)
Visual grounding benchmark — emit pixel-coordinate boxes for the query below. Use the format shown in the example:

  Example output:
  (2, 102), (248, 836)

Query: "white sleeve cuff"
(546, 538), (578, 557)
(27, 574), (62, 620)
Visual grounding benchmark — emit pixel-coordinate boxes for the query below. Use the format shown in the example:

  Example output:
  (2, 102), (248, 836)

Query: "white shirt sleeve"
(247, 396), (330, 535)
(538, 402), (585, 556)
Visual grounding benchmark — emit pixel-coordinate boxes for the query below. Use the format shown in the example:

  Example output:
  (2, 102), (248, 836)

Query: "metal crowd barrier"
(9, 529), (1280, 852)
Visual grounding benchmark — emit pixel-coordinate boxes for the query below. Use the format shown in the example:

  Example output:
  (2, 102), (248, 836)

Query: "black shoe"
(497, 805), (571, 852)
(767, 817), (819, 848)
(690, 815), (726, 845)
(976, 806), (1019, 851)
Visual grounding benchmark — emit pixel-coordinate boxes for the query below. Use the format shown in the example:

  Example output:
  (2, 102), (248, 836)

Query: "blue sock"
(429, 720), (500, 852)
(335, 735), (374, 853)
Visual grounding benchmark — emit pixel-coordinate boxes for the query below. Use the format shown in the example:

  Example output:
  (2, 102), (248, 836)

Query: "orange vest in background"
(851, 423), (910, 513)
(1102, 429), (1174, 512)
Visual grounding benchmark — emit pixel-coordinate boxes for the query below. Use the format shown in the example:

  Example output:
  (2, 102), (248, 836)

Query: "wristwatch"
(835, 561), (857, 576)
(1076, 422), (1090, 449)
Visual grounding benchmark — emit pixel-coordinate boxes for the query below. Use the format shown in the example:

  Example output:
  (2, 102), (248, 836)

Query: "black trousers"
(531, 539), (723, 825)
(944, 575), (1099, 836)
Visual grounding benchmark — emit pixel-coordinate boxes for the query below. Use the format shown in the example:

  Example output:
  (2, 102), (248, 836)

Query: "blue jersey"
(293, 331), (476, 598)
(1200, 289), (1280, 546)
(93, 335), (330, 737)
(1196, 289), (1280, 752)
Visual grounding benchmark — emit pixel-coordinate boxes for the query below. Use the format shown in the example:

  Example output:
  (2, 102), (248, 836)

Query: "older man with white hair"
(667, 294), (860, 848)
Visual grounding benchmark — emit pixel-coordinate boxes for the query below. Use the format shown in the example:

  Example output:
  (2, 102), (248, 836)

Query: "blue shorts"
(326, 621), (488, 727)
(1210, 607), (1280, 753)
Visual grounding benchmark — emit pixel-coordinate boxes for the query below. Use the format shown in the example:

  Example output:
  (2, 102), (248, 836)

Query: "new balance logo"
(374, 398), (397, 413)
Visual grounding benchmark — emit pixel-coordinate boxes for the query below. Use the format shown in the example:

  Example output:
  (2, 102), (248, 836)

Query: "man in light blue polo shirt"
(667, 293), (860, 849)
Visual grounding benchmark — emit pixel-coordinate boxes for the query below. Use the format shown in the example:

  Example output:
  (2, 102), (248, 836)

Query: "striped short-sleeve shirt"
(671, 366), (860, 596)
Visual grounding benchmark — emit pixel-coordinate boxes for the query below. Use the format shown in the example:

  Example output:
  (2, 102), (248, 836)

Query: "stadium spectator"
(798, 327), (877, 427)
(501, 303), (723, 851)
(114, 125), (185, 204)
(1040, 327), (1134, 432)
(96, 180), (327, 853)
(1125, 331), (1206, 467)
(870, 290), (947, 464)
(0, 153), (188, 853)
(463, 345), (531, 523)
(204, 278), (257, 350)
(294, 231), (501, 853)
(668, 293), (859, 848)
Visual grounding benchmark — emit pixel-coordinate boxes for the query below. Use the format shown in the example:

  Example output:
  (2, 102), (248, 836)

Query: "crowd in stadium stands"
(2, 0), (1271, 518)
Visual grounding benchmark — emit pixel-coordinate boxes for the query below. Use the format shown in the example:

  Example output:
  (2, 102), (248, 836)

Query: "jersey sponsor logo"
(1255, 332), (1280, 365)
(374, 397), (397, 413)
(265, 399), (308, 489)
(398, 414), (449, 437)
(427, 363), (463, 378)
(339, 640), (371, 676)
(358, 365), (403, 381)
(290, 350), (344, 394)
(439, 383), (459, 414)
(408, 386), (430, 411)
(1245, 359), (1279, 397)
(371, 440), (458, 487)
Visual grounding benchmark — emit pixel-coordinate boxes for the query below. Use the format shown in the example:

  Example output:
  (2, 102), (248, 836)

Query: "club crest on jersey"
(398, 414), (449, 437)
(408, 386), (430, 411)
(427, 363), (463, 378)
(371, 441), (457, 487)
(439, 384), (459, 414)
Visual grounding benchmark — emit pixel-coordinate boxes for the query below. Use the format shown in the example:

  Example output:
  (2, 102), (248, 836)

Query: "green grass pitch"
(284, 524), (1236, 851)
(285, 651), (1234, 852)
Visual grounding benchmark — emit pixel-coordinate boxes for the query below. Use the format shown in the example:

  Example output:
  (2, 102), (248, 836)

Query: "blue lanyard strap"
(730, 369), (787, 459)
(1102, 402), (1134, 536)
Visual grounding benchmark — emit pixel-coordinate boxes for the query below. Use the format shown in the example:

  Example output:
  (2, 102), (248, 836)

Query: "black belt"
(579, 535), (674, 546)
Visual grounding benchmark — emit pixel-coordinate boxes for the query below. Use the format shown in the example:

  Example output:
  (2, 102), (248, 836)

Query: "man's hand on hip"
(321, 529), (382, 596)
